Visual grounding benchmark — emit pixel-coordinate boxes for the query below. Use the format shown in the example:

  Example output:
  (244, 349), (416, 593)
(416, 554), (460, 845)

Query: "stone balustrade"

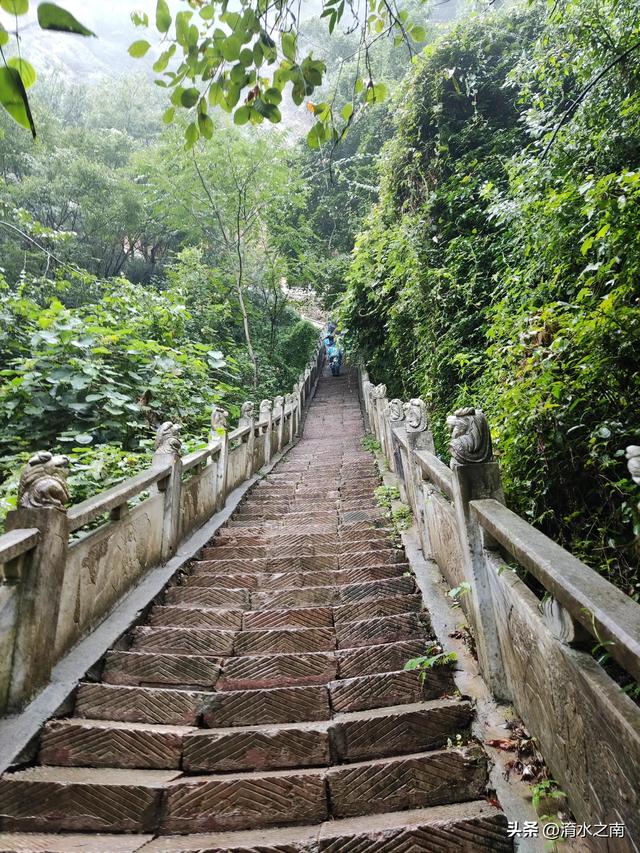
(359, 367), (640, 846)
(0, 342), (324, 713)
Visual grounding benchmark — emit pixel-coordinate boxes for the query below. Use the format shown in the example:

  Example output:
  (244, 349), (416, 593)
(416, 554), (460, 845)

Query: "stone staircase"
(0, 369), (512, 852)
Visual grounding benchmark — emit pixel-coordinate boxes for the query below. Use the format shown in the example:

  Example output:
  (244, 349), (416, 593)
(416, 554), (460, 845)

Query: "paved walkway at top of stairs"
(0, 367), (512, 853)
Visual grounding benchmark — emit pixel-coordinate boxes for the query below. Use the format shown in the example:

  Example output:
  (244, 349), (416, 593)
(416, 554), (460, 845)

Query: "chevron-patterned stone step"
(336, 640), (427, 679)
(119, 801), (510, 852)
(218, 651), (337, 690)
(242, 605), (334, 631)
(182, 572), (261, 589)
(39, 719), (194, 770)
(327, 747), (488, 818)
(251, 576), (415, 611)
(201, 685), (331, 727)
(335, 613), (430, 649)
(0, 767), (180, 833)
(338, 550), (404, 569)
(233, 626), (336, 656)
(329, 668), (456, 713)
(130, 627), (235, 656)
(164, 586), (250, 609)
(160, 767), (327, 833)
(102, 652), (221, 689)
(147, 607), (243, 630)
(75, 684), (210, 726)
(182, 721), (330, 773)
(0, 832), (153, 852)
(332, 594), (422, 625)
(198, 555), (340, 572)
(191, 565), (408, 591)
(330, 700), (474, 762)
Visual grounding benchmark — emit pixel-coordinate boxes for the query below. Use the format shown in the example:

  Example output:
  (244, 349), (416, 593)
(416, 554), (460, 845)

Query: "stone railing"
(360, 370), (640, 844)
(0, 342), (324, 713)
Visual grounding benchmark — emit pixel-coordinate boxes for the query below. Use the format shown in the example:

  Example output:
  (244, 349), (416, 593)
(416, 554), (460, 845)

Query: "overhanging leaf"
(0, 66), (35, 137)
(37, 3), (95, 36)
(155, 0), (171, 34)
(7, 57), (36, 89)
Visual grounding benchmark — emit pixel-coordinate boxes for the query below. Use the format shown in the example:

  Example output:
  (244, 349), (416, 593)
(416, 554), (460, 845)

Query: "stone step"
(218, 650), (337, 690)
(0, 832), (153, 852)
(163, 586), (250, 609)
(75, 684), (210, 726)
(327, 746), (488, 818)
(202, 685), (331, 727)
(147, 607), (243, 630)
(233, 626), (336, 656)
(0, 767), (180, 833)
(182, 721), (330, 773)
(160, 767), (327, 833)
(335, 613), (430, 649)
(100, 801), (511, 852)
(251, 576), (415, 610)
(102, 652), (221, 689)
(130, 627), (235, 657)
(336, 639), (427, 679)
(201, 541), (395, 560)
(332, 593), (423, 624)
(188, 565), (408, 590)
(39, 719), (195, 770)
(329, 668), (456, 712)
(242, 605), (334, 631)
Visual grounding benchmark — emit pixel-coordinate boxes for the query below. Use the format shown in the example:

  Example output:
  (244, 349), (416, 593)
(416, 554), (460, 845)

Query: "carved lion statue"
(273, 395), (285, 411)
(285, 392), (296, 406)
(155, 421), (182, 456)
(387, 399), (405, 423)
(446, 407), (493, 467)
(404, 398), (428, 433)
(210, 406), (228, 431)
(18, 451), (70, 510)
(260, 399), (273, 416)
(627, 446), (640, 486)
(372, 383), (387, 399)
(239, 401), (254, 424)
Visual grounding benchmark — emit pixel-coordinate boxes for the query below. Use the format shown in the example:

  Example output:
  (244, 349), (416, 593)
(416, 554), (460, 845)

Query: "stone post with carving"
(371, 384), (388, 453)
(274, 395), (285, 452)
(386, 399), (405, 475)
(260, 399), (273, 465)
(4, 452), (70, 708)
(239, 401), (256, 480)
(402, 398), (434, 553)
(447, 407), (509, 701)
(210, 405), (229, 511)
(152, 422), (183, 561)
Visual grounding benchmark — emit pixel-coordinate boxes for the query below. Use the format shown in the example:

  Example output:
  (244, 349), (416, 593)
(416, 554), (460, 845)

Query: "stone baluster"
(3, 452), (70, 709)
(239, 401), (256, 479)
(447, 406), (509, 700)
(402, 398), (434, 555)
(274, 395), (285, 452)
(386, 399), (405, 474)
(152, 421), (183, 561)
(210, 405), (229, 511)
(260, 399), (273, 465)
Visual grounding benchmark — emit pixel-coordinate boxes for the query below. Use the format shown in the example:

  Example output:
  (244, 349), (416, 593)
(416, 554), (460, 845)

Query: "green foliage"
(340, 0), (640, 595)
(374, 484), (400, 508)
(405, 643), (457, 683)
(361, 435), (381, 453)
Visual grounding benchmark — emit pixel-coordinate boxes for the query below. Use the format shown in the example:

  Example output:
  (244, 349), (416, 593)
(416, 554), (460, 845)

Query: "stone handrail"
(359, 366), (640, 842)
(67, 464), (172, 532)
(0, 340), (324, 713)
(471, 498), (640, 684)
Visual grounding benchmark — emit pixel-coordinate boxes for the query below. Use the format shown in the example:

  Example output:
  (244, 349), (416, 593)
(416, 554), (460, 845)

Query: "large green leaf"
(155, 0), (171, 34)
(7, 57), (36, 89)
(37, 3), (95, 35)
(0, 66), (35, 137)
(128, 40), (151, 58)
(1, 0), (28, 14)
(0, 25), (9, 47)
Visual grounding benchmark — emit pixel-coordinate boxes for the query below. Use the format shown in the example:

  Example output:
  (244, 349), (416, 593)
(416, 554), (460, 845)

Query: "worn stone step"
(233, 626), (336, 656)
(336, 639), (427, 679)
(201, 541), (396, 561)
(75, 684), (210, 726)
(0, 767), (180, 833)
(242, 605), (333, 631)
(103, 652), (221, 689)
(198, 554), (339, 571)
(251, 576), (415, 610)
(0, 832), (153, 852)
(182, 721), (330, 773)
(201, 685), (331, 727)
(182, 573), (260, 590)
(130, 627), (235, 656)
(335, 613), (430, 649)
(327, 747), (488, 818)
(40, 719), (195, 770)
(331, 700), (474, 762)
(164, 586), (250, 609)
(217, 650), (337, 690)
(147, 607), (243, 631)
(160, 767), (327, 833)
(191, 565), (408, 592)
(120, 800), (510, 852)
(332, 593), (422, 624)
(329, 668), (456, 713)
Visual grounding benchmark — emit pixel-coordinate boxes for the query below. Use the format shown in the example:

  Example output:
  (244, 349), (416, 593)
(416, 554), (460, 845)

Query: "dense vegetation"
(0, 78), (317, 525)
(336, 0), (640, 596)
